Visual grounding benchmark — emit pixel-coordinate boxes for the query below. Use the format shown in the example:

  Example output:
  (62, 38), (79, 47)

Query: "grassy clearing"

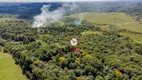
(70, 12), (142, 33)
(0, 52), (27, 80)
(0, 18), (18, 22)
(69, 12), (142, 44)
(101, 26), (111, 31)
(81, 31), (102, 36)
(120, 32), (142, 44)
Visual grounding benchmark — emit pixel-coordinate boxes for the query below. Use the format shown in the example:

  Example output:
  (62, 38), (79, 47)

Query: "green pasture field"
(0, 52), (27, 80)
(69, 12), (142, 44)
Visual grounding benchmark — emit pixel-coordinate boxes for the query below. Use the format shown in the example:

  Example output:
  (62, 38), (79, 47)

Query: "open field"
(0, 52), (27, 80)
(0, 18), (21, 23)
(70, 12), (142, 33)
(69, 12), (142, 44)
(120, 32), (142, 44)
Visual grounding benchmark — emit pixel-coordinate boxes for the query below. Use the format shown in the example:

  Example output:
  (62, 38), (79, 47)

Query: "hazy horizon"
(0, 0), (136, 3)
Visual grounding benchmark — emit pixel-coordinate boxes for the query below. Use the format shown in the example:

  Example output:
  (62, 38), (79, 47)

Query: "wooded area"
(0, 17), (142, 80)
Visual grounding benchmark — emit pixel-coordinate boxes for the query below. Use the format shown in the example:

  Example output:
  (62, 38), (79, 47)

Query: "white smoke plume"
(32, 3), (83, 28)
(32, 5), (65, 28)
(73, 13), (83, 25)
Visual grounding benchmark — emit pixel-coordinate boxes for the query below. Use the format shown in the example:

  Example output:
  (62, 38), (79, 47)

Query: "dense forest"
(0, 17), (142, 80)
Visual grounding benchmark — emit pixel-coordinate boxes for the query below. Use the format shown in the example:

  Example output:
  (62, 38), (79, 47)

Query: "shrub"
(74, 69), (81, 77)
(136, 75), (142, 80)
(82, 55), (102, 68)
(95, 76), (104, 80)
(60, 60), (67, 68)
(69, 62), (77, 69)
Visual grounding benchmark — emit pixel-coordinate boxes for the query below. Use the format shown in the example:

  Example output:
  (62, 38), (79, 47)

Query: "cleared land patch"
(70, 12), (142, 33)
(120, 32), (142, 44)
(0, 52), (27, 80)
(69, 12), (142, 43)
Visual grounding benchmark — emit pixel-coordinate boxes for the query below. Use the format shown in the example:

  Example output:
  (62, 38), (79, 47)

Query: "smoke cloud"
(32, 3), (83, 28)
(32, 5), (65, 28)
(73, 13), (83, 25)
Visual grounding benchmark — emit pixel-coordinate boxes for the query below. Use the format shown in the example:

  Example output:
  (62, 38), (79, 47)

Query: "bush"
(74, 69), (81, 77)
(95, 76), (104, 80)
(104, 74), (115, 80)
(69, 62), (77, 69)
(3, 47), (9, 53)
(136, 75), (142, 80)
(82, 55), (102, 68)
(0, 46), (3, 52)
(60, 60), (67, 68)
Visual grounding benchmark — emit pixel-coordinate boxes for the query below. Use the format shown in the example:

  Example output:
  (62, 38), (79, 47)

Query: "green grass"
(69, 12), (142, 44)
(120, 32), (142, 44)
(81, 31), (102, 36)
(0, 52), (27, 80)
(0, 18), (18, 22)
(70, 12), (142, 33)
